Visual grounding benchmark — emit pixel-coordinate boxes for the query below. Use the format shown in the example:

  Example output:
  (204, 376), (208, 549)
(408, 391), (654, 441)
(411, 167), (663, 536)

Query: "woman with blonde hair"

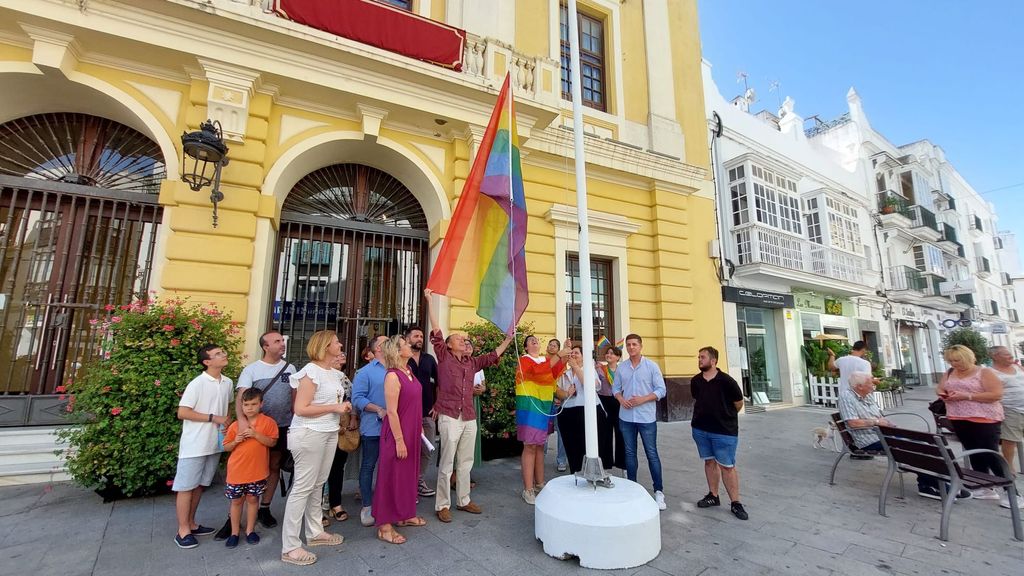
(281, 330), (352, 567)
(372, 335), (426, 544)
(937, 344), (1005, 499)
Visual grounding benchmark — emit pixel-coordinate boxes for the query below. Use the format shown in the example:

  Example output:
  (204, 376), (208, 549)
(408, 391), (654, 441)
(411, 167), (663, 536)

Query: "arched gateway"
(0, 113), (165, 424)
(270, 163), (429, 373)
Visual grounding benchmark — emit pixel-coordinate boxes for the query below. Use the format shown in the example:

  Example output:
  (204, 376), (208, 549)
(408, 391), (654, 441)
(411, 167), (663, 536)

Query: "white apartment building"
(995, 231), (1024, 355)
(810, 90), (1022, 383)
(703, 64), (888, 408)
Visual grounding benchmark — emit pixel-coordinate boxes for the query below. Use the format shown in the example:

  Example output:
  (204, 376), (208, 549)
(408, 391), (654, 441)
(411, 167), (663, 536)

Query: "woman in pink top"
(937, 345), (1004, 499)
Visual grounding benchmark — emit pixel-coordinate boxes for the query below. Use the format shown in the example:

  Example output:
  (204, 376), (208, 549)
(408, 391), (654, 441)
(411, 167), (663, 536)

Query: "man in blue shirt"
(351, 334), (388, 527)
(613, 333), (667, 511)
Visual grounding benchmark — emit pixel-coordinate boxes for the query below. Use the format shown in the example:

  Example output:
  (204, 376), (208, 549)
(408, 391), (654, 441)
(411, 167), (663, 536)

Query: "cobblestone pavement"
(1, 387), (1021, 575)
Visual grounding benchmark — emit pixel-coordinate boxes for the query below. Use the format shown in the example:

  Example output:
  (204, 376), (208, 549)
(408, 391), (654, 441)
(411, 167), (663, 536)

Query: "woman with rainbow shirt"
(516, 335), (568, 504)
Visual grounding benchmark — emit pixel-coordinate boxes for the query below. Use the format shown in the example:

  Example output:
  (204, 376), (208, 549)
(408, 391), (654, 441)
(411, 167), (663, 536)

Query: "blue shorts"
(224, 479), (267, 500)
(692, 428), (738, 467)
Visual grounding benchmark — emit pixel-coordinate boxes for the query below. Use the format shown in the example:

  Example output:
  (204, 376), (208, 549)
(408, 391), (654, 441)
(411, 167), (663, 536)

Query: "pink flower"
(58, 394), (66, 401)
(110, 407), (123, 416)
(65, 405), (73, 413)
(110, 316), (122, 323)
(166, 479), (174, 487)
(103, 304), (115, 312)
(154, 379), (161, 386)
(119, 305), (131, 311)
(162, 324), (175, 331)
(501, 432), (510, 439)
(169, 338), (181, 347)
(102, 386), (111, 393)
(55, 385), (66, 393)
(88, 319), (99, 326)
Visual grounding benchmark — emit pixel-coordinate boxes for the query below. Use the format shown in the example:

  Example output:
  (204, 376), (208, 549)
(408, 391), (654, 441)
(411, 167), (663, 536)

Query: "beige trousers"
(281, 427), (336, 553)
(434, 414), (477, 510)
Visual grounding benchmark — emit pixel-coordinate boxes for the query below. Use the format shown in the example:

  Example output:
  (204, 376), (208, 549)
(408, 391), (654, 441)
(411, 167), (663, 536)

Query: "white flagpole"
(566, 0), (603, 482)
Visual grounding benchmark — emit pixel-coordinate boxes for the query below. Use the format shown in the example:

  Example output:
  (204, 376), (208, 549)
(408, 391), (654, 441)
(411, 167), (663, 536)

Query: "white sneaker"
(971, 488), (1001, 500)
(999, 493), (1024, 509)
(522, 489), (536, 505)
(359, 506), (375, 526)
(654, 490), (667, 511)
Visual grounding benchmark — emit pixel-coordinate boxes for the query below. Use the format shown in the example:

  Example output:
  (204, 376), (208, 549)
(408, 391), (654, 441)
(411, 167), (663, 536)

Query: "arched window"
(283, 163), (427, 230)
(0, 112), (165, 193)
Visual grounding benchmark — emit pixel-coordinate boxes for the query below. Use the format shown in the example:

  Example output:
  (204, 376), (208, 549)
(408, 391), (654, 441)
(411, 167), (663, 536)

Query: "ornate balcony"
(733, 224), (868, 291)
(907, 204), (941, 241)
(889, 265), (928, 294)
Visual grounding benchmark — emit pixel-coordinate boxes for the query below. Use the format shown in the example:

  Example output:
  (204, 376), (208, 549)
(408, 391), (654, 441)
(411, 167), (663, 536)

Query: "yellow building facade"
(0, 0), (723, 424)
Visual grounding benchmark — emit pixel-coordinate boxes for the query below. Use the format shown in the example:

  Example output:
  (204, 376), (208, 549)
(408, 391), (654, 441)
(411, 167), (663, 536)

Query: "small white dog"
(812, 421), (840, 452)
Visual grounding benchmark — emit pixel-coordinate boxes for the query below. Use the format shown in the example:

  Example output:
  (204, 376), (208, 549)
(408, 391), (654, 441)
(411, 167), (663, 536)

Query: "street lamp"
(180, 120), (229, 227)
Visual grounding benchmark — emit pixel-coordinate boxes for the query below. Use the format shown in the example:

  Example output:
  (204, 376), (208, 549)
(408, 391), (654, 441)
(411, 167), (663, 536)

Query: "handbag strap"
(259, 362), (290, 396)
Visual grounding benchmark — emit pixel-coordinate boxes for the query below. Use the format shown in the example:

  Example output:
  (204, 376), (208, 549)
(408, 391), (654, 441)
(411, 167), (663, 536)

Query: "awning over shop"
(272, 0), (467, 70)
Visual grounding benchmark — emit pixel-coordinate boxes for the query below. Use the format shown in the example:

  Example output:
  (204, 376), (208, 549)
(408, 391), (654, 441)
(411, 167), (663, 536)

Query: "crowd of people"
(836, 342), (1024, 509)
(169, 289), (753, 566)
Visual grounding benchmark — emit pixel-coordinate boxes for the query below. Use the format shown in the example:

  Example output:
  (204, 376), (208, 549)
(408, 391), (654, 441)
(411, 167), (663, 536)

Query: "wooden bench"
(828, 411), (929, 487)
(876, 425), (1022, 542)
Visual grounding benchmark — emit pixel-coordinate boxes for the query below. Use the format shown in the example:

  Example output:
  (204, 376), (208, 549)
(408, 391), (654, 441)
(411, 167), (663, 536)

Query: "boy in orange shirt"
(222, 388), (279, 548)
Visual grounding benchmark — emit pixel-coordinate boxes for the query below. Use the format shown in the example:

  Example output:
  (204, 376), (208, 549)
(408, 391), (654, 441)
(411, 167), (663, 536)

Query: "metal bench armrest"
(880, 412), (931, 432)
(957, 448), (1015, 480)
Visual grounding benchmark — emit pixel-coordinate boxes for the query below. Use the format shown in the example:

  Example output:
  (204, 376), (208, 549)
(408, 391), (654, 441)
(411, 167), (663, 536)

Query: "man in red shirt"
(424, 289), (513, 522)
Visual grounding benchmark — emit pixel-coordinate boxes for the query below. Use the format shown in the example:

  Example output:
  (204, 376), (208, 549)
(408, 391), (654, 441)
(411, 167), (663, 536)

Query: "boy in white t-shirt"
(172, 344), (234, 549)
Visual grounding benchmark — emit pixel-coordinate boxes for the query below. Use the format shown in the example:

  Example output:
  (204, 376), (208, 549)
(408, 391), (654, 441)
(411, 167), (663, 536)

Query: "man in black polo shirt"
(406, 326), (439, 498)
(691, 346), (748, 520)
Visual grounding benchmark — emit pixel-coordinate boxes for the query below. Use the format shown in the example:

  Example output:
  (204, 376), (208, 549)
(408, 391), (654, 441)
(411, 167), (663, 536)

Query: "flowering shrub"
(460, 320), (533, 440)
(57, 297), (243, 497)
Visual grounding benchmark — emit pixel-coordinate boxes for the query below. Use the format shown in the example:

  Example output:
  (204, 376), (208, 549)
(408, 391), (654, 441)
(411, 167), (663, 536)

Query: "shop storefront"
(721, 287), (795, 406)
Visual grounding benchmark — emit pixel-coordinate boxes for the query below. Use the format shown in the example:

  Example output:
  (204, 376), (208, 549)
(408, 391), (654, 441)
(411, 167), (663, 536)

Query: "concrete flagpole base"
(534, 474), (661, 569)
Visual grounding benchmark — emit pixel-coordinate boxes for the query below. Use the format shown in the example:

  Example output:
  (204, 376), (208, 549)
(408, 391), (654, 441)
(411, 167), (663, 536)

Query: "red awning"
(272, 0), (466, 71)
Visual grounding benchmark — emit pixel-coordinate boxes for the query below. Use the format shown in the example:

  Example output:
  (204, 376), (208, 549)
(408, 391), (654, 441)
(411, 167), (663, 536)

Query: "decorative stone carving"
(196, 59), (261, 143)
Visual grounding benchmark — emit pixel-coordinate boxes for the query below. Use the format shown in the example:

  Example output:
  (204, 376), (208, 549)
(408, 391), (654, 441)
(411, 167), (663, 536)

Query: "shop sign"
(824, 298), (843, 315)
(272, 300), (339, 322)
(800, 312), (821, 331)
(899, 306), (918, 318)
(899, 319), (928, 329)
(795, 293), (825, 313)
(721, 286), (794, 309)
(992, 323), (1009, 334)
(938, 278), (975, 296)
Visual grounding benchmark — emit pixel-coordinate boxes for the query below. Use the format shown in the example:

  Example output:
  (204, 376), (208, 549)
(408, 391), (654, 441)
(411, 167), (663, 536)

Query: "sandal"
(396, 516), (426, 527)
(331, 507), (349, 522)
(281, 550), (317, 566)
(377, 528), (406, 545)
(307, 532), (344, 547)
(321, 515), (330, 528)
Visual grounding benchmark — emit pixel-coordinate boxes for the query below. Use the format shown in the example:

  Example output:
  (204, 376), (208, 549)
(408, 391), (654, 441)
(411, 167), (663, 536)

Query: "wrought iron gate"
(0, 176), (162, 425)
(270, 164), (429, 374)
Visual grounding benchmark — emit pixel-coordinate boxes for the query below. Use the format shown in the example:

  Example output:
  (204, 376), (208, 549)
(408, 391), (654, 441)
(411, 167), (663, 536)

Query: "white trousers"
(281, 427), (336, 553)
(434, 414), (477, 510)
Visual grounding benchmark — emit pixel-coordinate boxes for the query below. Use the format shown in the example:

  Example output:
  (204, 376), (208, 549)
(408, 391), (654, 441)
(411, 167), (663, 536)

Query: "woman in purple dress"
(373, 335), (426, 544)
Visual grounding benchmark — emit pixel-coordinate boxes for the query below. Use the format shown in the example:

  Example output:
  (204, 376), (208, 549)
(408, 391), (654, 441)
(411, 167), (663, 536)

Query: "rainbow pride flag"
(426, 74), (528, 332)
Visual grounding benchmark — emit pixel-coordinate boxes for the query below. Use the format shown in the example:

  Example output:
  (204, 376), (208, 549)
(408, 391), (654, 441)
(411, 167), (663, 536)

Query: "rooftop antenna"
(768, 79), (783, 111)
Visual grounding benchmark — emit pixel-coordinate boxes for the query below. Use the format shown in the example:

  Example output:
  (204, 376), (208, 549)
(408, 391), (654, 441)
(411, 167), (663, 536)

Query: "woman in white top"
(281, 330), (352, 567)
(555, 345), (599, 474)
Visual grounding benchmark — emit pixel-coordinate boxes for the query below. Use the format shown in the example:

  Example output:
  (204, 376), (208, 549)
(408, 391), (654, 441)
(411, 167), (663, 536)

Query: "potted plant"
(57, 297), (243, 500)
(880, 195), (900, 214)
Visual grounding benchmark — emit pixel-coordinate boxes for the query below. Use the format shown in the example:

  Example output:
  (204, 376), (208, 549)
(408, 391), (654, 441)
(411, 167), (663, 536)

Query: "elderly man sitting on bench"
(838, 373), (968, 501)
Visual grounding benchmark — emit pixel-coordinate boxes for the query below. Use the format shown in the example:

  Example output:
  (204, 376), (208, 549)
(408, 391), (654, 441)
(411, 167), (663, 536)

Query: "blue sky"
(698, 0), (1024, 251)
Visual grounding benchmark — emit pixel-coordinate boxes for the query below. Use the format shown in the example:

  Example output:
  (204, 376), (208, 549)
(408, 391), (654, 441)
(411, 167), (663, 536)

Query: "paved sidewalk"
(0, 387), (1021, 575)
